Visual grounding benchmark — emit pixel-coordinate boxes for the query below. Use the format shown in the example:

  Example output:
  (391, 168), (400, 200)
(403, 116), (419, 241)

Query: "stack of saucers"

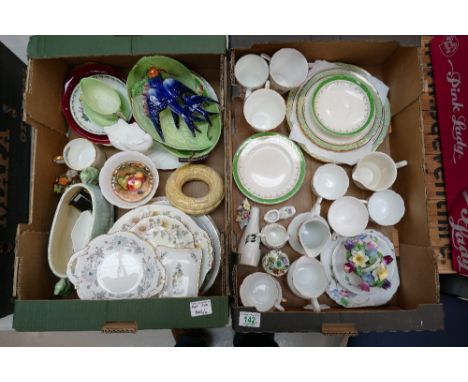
(287, 62), (391, 165)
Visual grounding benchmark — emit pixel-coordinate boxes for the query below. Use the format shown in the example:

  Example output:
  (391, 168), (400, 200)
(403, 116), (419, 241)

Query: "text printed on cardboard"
(239, 312), (261, 328)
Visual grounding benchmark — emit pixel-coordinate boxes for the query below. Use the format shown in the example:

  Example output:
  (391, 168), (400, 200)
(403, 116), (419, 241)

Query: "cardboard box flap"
(229, 36), (421, 50)
(13, 297), (229, 331)
(391, 99), (430, 247)
(232, 304), (443, 333)
(28, 36), (226, 59)
(15, 231), (55, 300)
(20, 121), (68, 233)
(28, 36), (133, 58)
(384, 46), (424, 115)
(398, 244), (440, 309)
(24, 59), (68, 135)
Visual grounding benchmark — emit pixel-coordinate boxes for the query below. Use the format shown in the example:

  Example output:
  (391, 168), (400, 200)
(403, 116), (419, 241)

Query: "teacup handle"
(245, 88), (252, 99)
(275, 303), (285, 312)
(66, 252), (82, 285)
(396, 160), (408, 169)
(310, 197), (323, 216)
(260, 53), (272, 62)
(264, 80), (271, 89)
(304, 298), (321, 312)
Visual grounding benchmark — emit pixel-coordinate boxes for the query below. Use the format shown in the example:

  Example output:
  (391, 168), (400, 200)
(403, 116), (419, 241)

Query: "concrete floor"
(0, 314), (345, 346)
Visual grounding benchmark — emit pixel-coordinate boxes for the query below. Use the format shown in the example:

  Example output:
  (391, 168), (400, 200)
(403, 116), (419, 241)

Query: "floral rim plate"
(320, 234), (400, 308)
(110, 204), (213, 287)
(331, 230), (396, 295)
(233, 132), (306, 205)
(130, 215), (195, 250)
(67, 232), (166, 300)
(311, 74), (375, 136)
(156, 246), (202, 298)
(61, 63), (131, 144)
(151, 196), (222, 294)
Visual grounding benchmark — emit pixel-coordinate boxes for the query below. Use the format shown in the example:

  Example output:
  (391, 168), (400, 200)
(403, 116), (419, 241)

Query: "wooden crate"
(421, 36), (455, 274)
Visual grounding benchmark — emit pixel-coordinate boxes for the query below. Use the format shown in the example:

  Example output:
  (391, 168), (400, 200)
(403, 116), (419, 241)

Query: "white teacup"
(352, 152), (408, 191)
(243, 81), (286, 132)
(240, 272), (285, 312)
(368, 190), (405, 226)
(63, 138), (106, 171)
(260, 223), (288, 249)
(298, 216), (331, 258)
(312, 163), (349, 201)
(328, 196), (369, 237)
(234, 54), (269, 91)
(287, 256), (327, 312)
(261, 48), (309, 92)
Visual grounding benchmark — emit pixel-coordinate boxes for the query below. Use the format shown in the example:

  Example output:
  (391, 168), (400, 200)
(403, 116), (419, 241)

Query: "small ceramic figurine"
(262, 250), (290, 277)
(80, 167), (99, 184)
(144, 66), (218, 140)
(236, 198), (252, 229)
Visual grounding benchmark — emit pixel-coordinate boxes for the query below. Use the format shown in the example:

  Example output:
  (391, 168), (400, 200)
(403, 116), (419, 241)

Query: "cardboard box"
(228, 38), (444, 333)
(13, 36), (230, 331)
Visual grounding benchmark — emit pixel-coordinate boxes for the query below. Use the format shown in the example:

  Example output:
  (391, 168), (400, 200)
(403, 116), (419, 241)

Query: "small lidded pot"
(260, 223), (288, 249)
(262, 250), (290, 277)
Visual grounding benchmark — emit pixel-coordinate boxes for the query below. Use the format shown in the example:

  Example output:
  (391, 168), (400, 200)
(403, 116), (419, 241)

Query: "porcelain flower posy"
(344, 233), (392, 291)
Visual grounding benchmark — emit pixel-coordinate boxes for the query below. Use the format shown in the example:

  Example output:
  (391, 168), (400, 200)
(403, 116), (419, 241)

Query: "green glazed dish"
(127, 56), (222, 160)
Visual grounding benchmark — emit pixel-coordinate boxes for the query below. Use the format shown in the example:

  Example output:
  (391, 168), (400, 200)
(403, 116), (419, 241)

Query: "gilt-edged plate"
(127, 56), (222, 159)
(311, 74), (375, 136)
(233, 132), (306, 205)
(110, 204), (213, 288)
(61, 63), (132, 144)
(296, 69), (383, 152)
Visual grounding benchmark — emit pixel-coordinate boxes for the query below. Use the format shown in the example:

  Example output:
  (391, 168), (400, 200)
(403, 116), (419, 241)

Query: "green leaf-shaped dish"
(127, 56), (222, 159)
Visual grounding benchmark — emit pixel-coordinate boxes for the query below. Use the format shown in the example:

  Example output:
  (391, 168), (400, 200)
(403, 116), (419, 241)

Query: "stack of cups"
(235, 48), (309, 133)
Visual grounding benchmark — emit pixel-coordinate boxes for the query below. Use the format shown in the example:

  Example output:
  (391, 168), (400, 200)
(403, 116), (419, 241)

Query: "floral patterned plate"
(130, 215), (195, 250)
(156, 246), (202, 297)
(320, 235), (400, 308)
(331, 230), (396, 295)
(151, 197), (222, 294)
(67, 232), (166, 300)
(110, 204), (213, 287)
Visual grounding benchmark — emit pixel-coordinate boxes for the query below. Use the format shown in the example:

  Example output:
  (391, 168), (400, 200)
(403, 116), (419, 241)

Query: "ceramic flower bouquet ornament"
(343, 233), (394, 292)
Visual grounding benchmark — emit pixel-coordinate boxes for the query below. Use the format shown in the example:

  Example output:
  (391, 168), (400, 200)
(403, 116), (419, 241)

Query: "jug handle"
(310, 197), (323, 216)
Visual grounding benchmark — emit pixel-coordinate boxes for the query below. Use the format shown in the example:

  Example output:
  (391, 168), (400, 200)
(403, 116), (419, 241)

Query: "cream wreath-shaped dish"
(165, 164), (224, 216)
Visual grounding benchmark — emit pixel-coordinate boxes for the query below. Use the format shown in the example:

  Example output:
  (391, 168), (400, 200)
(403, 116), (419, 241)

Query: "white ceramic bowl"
(239, 272), (283, 312)
(260, 223), (288, 249)
(368, 190), (405, 226)
(328, 196), (369, 237)
(312, 163), (349, 200)
(243, 88), (286, 132)
(99, 151), (159, 209)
